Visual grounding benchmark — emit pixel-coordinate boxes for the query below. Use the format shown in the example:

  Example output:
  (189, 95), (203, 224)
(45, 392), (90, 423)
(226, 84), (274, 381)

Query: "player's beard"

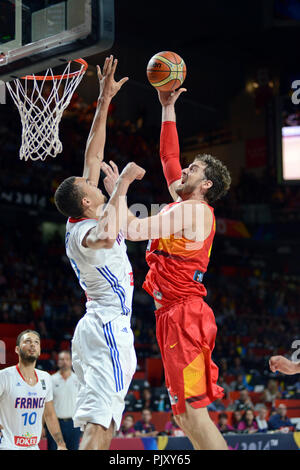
(19, 348), (39, 364)
(175, 182), (196, 199)
(59, 363), (71, 372)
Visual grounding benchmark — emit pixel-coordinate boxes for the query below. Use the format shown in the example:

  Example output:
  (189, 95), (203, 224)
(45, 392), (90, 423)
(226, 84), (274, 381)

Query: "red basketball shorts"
(155, 295), (224, 415)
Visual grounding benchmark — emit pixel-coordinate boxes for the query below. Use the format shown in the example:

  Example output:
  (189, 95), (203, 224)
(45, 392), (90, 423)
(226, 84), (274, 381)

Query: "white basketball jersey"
(65, 217), (134, 324)
(0, 366), (53, 450)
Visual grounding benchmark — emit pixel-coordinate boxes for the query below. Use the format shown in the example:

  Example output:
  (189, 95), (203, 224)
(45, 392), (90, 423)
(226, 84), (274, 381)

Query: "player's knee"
(85, 422), (106, 437)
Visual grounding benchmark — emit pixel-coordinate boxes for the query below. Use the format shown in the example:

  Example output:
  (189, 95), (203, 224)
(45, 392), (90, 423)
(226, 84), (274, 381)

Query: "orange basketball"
(146, 51), (187, 91)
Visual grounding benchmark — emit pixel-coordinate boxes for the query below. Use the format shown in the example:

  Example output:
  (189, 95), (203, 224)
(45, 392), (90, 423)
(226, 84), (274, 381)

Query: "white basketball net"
(6, 60), (87, 161)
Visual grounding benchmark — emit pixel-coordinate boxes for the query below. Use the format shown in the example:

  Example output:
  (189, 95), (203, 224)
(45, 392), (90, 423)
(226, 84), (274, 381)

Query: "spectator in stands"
(217, 413), (234, 434)
(256, 406), (269, 433)
(165, 413), (185, 437)
(117, 415), (135, 438)
(230, 389), (254, 411)
(207, 399), (226, 411)
(260, 379), (282, 406)
(229, 357), (246, 376)
(39, 350), (58, 372)
(46, 351), (81, 450)
(294, 378), (300, 398)
(230, 374), (252, 391)
(232, 410), (243, 432)
(237, 409), (258, 434)
(134, 409), (158, 437)
(268, 404), (294, 432)
(1, 80), (300, 421)
(217, 375), (231, 398)
(218, 358), (229, 377)
(124, 391), (137, 412)
(156, 391), (171, 412)
(140, 388), (156, 411)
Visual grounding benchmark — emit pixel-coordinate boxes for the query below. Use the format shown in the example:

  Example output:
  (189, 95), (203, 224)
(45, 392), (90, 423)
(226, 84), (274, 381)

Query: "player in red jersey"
(143, 89), (231, 450)
(101, 88), (231, 450)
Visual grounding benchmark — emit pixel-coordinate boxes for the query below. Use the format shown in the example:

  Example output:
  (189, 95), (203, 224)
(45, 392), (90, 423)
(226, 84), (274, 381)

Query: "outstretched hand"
(157, 88), (187, 107)
(269, 355), (299, 375)
(102, 160), (145, 193)
(101, 161), (120, 196)
(120, 162), (146, 184)
(97, 55), (129, 100)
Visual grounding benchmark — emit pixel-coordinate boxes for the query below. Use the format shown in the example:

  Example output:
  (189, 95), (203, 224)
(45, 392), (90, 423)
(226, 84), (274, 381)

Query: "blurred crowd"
(0, 90), (300, 430)
(1, 92), (300, 217)
(1, 218), (299, 381)
(43, 349), (300, 443)
(117, 402), (297, 437)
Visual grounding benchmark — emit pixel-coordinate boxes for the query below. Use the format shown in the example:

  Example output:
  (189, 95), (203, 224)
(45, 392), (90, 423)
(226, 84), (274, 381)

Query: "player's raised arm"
(82, 55), (129, 187)
(83, 163), (145, 249)
(125, 199), (213, 243)
(158, 88), (187, 201)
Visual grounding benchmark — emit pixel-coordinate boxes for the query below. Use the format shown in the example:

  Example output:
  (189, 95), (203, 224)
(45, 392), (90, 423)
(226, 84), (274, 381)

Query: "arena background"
(0, 0), (300, 451)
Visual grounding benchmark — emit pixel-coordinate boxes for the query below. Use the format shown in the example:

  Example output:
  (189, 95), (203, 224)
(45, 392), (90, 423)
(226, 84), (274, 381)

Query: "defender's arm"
(83, 55), (128, 187)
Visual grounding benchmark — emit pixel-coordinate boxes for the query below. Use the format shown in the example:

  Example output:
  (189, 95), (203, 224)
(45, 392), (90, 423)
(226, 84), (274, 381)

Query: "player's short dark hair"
(16, 330), (40, 347)
(54, 176), (85, 218)
(194, 154), (231, 205)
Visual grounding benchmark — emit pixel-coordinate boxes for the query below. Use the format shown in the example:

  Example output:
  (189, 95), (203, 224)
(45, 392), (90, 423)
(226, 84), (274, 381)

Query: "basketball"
(146, 51), (187, 91)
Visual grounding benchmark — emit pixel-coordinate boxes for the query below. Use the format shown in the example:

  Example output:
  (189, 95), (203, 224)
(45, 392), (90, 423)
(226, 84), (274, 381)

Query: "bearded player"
(0, 330), (66, 450)
(101, 88), (231, 450)
(144, 89), (232, 450)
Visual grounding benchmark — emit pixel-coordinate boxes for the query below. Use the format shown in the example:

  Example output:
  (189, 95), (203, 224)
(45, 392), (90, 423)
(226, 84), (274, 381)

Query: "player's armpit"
(82, 227), (115, 250)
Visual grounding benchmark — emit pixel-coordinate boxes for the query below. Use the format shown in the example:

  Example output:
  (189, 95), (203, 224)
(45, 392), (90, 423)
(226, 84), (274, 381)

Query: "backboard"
(0, 0), (114, 81)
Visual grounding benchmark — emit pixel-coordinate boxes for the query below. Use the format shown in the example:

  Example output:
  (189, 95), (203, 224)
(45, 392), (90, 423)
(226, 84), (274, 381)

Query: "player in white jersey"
(0, 330), (67, 450)
(54, 56), (145, 450)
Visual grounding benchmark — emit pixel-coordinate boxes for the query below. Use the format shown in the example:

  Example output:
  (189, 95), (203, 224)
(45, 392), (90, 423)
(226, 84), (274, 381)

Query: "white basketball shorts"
(71, 311), (137, 431)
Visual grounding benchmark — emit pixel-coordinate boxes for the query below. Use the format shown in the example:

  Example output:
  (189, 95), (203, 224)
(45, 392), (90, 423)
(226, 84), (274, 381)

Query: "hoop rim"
(21, 58), (88, 81)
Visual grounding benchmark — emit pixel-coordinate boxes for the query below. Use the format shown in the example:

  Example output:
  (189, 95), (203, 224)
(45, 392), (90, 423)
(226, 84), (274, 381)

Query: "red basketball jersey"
(143, 201), (216, 305)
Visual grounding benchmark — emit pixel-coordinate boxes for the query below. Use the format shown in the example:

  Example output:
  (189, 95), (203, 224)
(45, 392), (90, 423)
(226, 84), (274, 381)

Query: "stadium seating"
(274, 399), (300, 418)
(0, 323), (34, 337)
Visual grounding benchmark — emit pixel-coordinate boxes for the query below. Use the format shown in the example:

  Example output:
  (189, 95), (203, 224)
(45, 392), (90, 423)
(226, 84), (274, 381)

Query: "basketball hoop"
(6, 58), (88, 161)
